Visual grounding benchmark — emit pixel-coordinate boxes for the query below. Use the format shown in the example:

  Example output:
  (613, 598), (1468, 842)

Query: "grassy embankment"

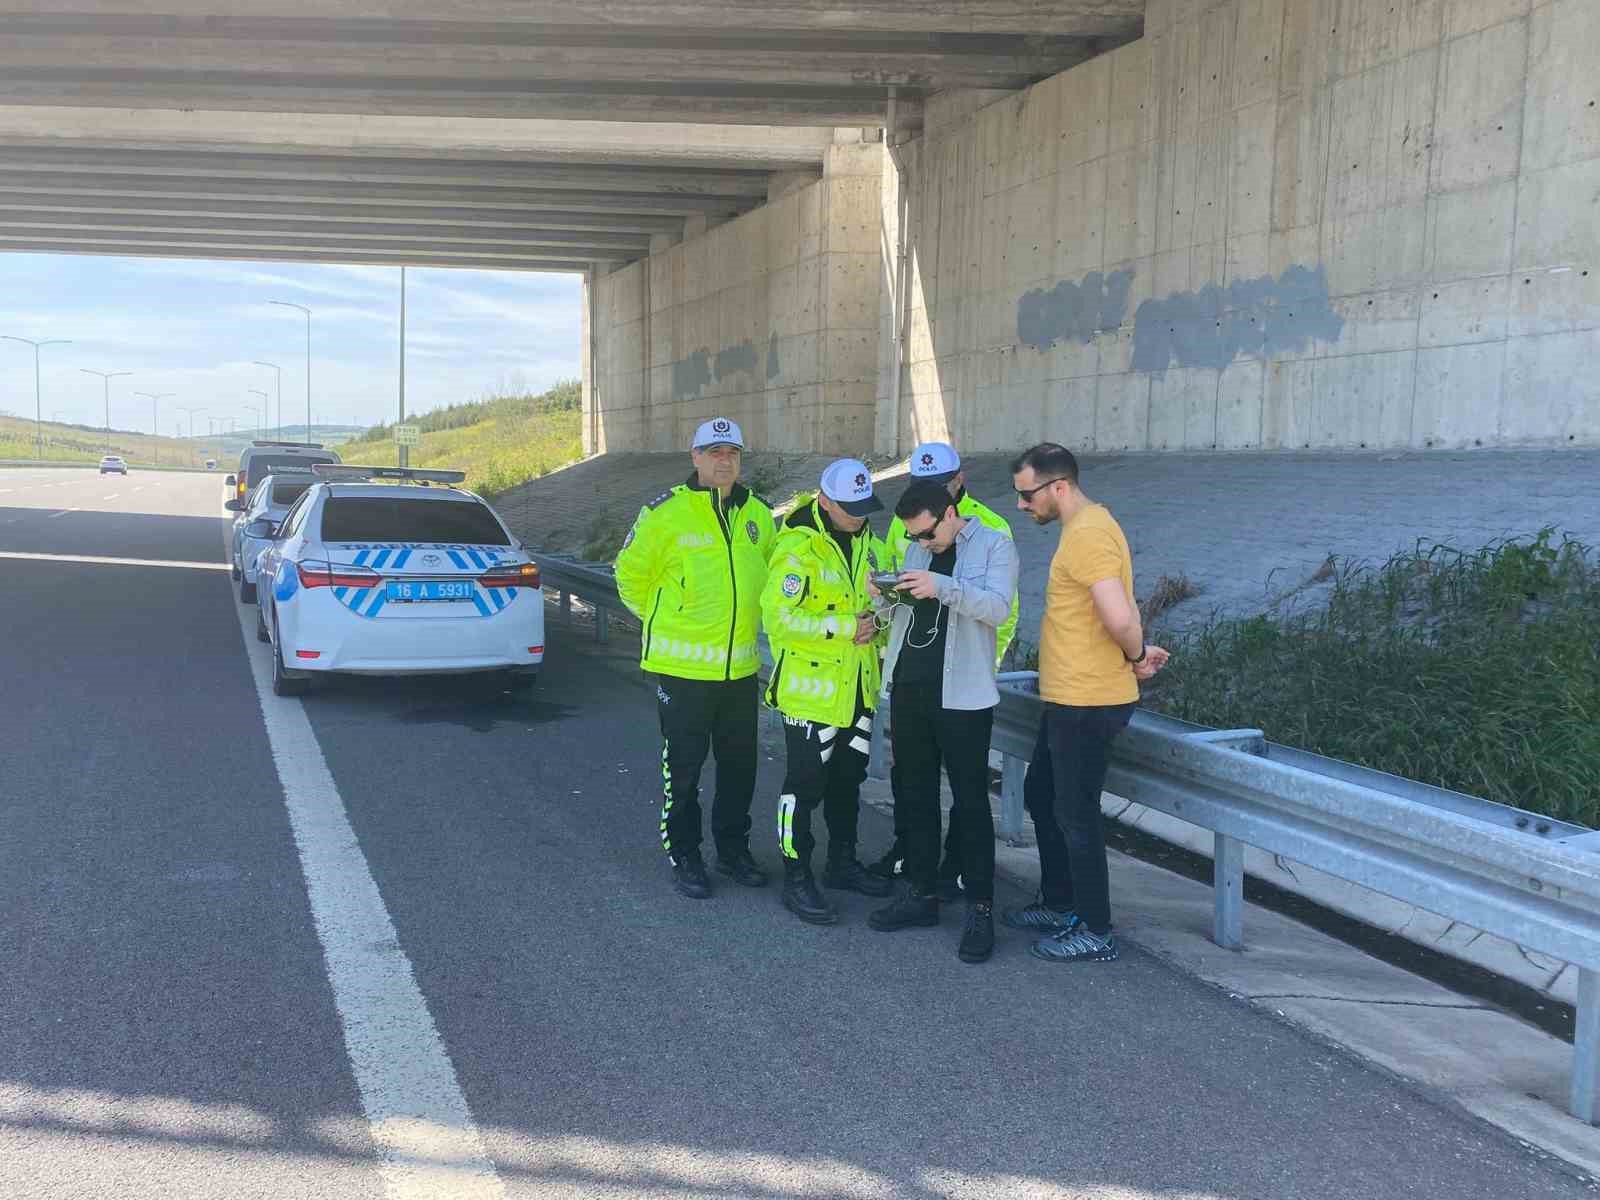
(1103, 531), (1599, 826)
(0, 412), (213, 468)
(342, 380), (582, 497)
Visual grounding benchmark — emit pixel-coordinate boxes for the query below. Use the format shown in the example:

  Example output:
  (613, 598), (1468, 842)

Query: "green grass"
(1131, 530), (1600, 826)
(341, 380), (582, 497)
(0, 413), (213, 468)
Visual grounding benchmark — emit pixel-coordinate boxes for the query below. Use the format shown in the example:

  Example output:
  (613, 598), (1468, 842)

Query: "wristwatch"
(1127, 647), (1147, 666)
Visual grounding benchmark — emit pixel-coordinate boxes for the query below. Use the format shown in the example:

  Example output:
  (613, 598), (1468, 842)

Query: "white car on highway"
(252, 465), (544, 697)
(229, 469), (315, 604)
(99, 455), (128, 475)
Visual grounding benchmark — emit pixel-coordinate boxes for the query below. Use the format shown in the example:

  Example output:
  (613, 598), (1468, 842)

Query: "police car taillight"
(296, 560), (381, 590)
(480, 562), (540, 589)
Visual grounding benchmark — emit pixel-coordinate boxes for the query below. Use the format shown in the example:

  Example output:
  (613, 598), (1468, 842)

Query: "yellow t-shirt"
(1038, 504), (1139, 707)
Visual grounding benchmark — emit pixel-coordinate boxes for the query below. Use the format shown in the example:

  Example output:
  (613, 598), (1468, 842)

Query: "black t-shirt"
(893, 545), (957, 692)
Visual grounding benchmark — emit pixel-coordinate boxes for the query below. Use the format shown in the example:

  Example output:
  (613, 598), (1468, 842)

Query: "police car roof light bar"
(311, 464), (467, 485)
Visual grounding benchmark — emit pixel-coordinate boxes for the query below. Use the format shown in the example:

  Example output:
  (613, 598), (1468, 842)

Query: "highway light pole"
(135, 391), (173, 465)
(267, 301), (312, 440)
(398, 266), (408, 467)
(81, 368), (131, 454)
(248, 389), (270, 439)
(2, 335), (71, 459)
(252, 360), (282, 441)
(179, 405), (205, 450)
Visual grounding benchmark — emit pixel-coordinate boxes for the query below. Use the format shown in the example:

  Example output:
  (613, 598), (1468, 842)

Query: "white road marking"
(226, 536), (504, 1200)
(0, 550), (231, 571)
(45, 508), (79, 519)
(101, 493), (120, 501)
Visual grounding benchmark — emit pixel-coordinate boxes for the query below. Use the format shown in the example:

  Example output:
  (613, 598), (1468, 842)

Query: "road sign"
(394, 424), (420, 446)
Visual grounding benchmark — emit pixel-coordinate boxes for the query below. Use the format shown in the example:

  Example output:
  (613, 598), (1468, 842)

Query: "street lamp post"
(252, 360), (282, 441)
(267, 301), (311, 440)
(178, 406), (206, 460)
(135, 391), (174, 465)
(248, 389), (270, 439)
(2, 335), (71, 459)
(81, 368), (131, 454)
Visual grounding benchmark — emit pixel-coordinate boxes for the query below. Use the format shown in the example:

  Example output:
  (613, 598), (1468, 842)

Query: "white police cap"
(691, 416), (744, 450)
(819, 457), (883, 517)
(909, 441), (961, 483)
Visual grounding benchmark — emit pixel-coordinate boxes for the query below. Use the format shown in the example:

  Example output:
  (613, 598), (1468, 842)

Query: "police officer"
(616, 417), (777, 900)
(871, 441), (1020, 892)
(761, 458), (895, 925)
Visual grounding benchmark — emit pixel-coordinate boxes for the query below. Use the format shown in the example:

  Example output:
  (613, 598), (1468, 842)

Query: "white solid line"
(0, 550), (231, 571)
(226, 541), (505, 1199)
(101, 493), (120, 500)
(45, 507), (79, 519)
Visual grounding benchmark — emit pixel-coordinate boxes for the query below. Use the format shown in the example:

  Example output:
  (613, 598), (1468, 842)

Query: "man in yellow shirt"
(1002, 443), (1168, 964)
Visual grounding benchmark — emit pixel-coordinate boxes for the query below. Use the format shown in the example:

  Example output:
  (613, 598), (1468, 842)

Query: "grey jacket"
(880, 517), (1019, 711)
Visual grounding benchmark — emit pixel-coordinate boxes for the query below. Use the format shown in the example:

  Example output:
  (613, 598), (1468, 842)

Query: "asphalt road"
(0, 465), (1591, 1200)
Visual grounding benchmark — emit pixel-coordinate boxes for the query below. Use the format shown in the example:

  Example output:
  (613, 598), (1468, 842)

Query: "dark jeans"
(656, 674), (760, 863)
(890, 685), (996, 902)
(778, 697), (872, 867)
(1022, 702), (1135, 935)
(890, 759), (964, 879)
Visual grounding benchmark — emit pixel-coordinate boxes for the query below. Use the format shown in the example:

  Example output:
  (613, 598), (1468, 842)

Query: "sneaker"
(781, 864), (838, 925)
(936, 872), (964, 903)
(714, 847), (769, 888)
(671, 854), (713, 900)
(958, 902), (995, 963)
(823, 857), (893, 898)
(1030, 926), (1118, 964)
(866, 844), (904, 881)
(867, 889), (940, 932)
(1001, 899), (1080, 932)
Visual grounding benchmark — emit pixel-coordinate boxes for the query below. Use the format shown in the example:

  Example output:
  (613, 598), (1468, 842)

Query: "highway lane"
(1, 466), (1593, 1199)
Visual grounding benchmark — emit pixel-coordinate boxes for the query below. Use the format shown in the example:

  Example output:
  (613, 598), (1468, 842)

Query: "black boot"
(671, 853), (712, 900)
(781, 862), (838, 925)
(866, 840), (905, 880)
(959, 901), (995, 963)
(823, 854), (893, 898)
(715, 846), (769, 888)
(868, 887), (941, 932)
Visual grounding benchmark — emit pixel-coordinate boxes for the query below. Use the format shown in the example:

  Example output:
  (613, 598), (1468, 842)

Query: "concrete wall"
(587, 141), (881, 455)
(882, 0), (1600, 454)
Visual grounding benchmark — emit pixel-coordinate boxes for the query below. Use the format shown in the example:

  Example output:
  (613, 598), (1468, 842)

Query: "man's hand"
(853, 613), (878, 644)
(1132, 645), (1170, 681)
(895, 569), (940, 600)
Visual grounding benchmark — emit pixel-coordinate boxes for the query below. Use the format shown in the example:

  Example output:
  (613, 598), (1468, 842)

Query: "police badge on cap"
(691, 417), (745, 450)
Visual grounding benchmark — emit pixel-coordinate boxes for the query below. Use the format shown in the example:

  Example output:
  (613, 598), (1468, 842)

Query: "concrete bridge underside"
(0, 1), (1143, 271)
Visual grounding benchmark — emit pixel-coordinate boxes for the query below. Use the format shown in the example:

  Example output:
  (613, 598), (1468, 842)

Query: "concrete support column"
(581, 266), (598, 456)
(648, 232), (681, 256)
(767, 169), (821, 202)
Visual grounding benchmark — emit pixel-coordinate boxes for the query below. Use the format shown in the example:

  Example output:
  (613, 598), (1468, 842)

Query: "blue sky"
(0, 253), (583, 437)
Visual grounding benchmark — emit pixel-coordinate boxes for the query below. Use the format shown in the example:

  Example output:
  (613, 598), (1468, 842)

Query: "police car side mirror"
(224, 474), (236, 487)
(224, 497), (243, 512)
(243, 518), (278, 539)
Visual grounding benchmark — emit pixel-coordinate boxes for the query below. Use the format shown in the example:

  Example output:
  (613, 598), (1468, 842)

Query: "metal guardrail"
(530, 554), (1600, 1123)
(534, 553), (623, 644)
(993, 671), (1600, 1124)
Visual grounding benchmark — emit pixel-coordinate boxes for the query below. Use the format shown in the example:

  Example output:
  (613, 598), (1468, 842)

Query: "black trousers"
(656, 674), (759, 864)
(778, 696), (872, 868)
(1022, 702), (1135, 934)
(890, 685), (996, 902)
(890, 760), (964, 879)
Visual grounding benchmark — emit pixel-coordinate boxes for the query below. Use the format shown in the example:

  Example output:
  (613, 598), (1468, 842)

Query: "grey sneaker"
(1030, 926), (1118, 964)
(1001, 900), (1080, 932)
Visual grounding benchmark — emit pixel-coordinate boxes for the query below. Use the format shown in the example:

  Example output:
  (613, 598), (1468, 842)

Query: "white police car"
(252, 465), (543, 697)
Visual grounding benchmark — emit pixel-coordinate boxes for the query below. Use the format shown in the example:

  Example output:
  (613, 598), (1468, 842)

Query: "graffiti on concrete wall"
(1017, 268), (1136, 351)
(671, 333), (782, 400)
(1130, 265), (1344, 372)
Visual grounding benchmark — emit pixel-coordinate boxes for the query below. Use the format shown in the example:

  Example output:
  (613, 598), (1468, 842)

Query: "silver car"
(228, 470), (315, 604)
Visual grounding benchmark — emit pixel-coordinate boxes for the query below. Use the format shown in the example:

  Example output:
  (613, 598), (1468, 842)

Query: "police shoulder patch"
(781, 573), (804, 597)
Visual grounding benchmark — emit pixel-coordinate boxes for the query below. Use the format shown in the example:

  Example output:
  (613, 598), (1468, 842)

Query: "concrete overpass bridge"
(1, 0), (1594, 459)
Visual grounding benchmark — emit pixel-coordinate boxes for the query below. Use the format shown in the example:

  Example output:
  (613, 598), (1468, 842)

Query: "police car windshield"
(269, 480), (312, 507)
(320, 496), (510, 545)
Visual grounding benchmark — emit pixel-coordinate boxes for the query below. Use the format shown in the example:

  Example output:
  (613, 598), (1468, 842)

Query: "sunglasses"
(906, 526), (941, 542)
(1015, 477), (1067, 501)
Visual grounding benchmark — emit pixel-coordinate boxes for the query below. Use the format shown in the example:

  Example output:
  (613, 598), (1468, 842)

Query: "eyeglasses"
(906, 526), (941, 542)
(1014, 477), (1066, 501)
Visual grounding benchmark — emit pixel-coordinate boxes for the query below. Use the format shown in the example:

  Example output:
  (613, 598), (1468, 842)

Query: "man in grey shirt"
(867, 480), (1019, 962)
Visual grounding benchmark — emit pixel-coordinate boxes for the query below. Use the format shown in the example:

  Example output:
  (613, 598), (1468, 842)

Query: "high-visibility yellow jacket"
(885, 489), (1020, 665)
(615, 477), (776, 681)
(761, 494), (887, 728)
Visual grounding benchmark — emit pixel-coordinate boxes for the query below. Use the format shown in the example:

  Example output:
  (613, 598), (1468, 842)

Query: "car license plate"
(386, 579), (474, 603)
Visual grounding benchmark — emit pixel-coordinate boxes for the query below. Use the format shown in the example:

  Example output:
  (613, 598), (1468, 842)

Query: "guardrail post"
(866, 702), (890, 781)
(1573, 968), (1600, 1123)
(1214, 832), (1244, 949)
(999, 756), (1028, 844)
(595, 604), (610, 643)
